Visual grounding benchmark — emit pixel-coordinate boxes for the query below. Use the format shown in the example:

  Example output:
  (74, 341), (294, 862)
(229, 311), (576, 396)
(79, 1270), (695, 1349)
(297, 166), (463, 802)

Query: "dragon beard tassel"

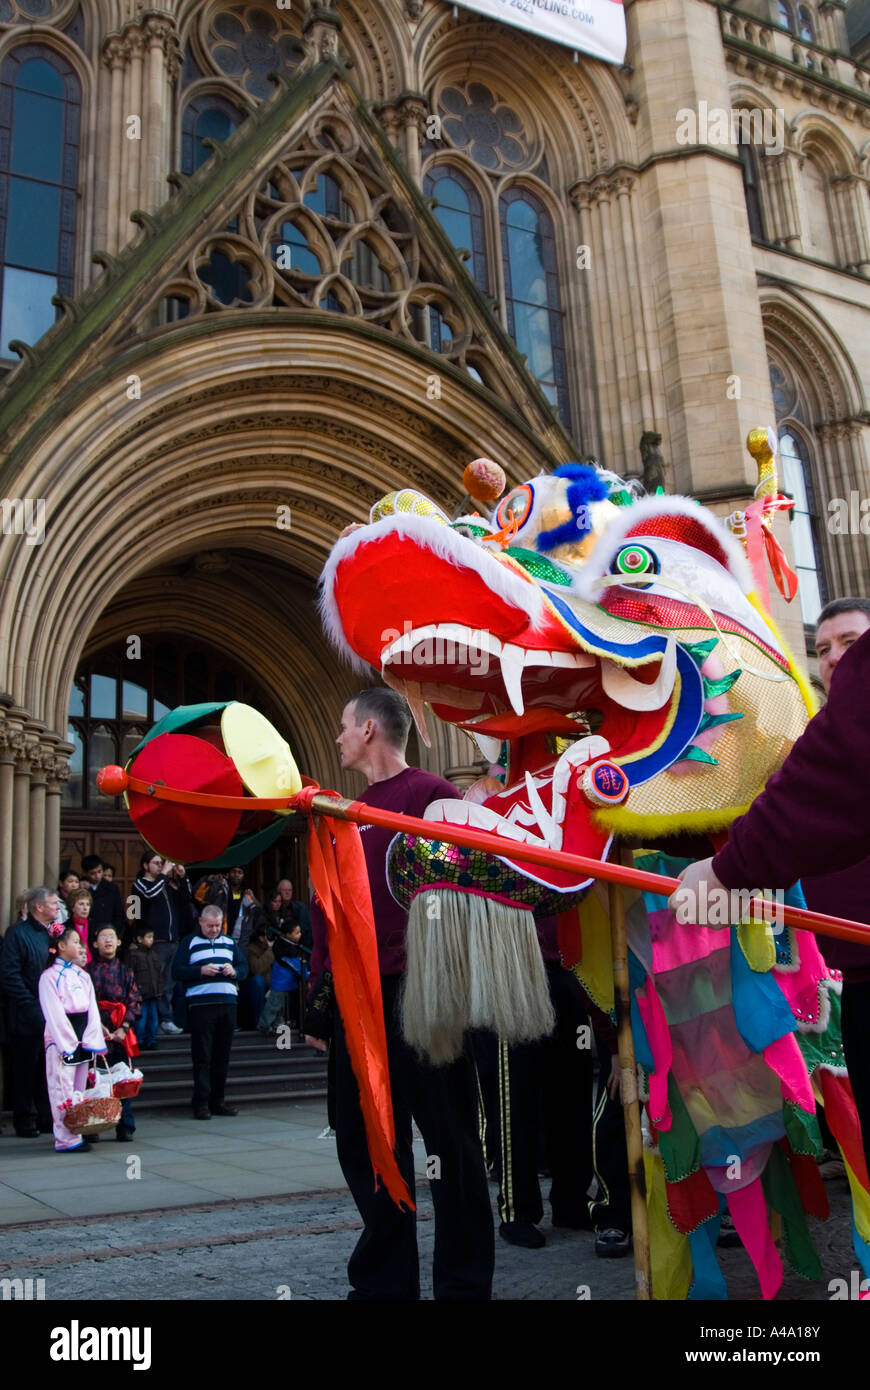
(401, 888), (556, 1065)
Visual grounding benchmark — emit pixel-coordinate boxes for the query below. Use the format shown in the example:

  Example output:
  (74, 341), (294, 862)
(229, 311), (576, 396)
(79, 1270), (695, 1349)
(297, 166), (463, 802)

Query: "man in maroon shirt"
(307, 687), (494, 1300)
(670, 610), (870, 1164)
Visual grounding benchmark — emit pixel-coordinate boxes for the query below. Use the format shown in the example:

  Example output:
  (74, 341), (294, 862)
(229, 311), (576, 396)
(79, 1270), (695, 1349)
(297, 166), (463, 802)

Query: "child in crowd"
(56, 870), (80, 923)
(66, 888), (93, 964)
(38, 924), (106, 1154)
(125, 927), (164, 1050)
(87, 926), (141, 1141)
(257, 920), (305, 1035)
(245, 922), (274, 1027)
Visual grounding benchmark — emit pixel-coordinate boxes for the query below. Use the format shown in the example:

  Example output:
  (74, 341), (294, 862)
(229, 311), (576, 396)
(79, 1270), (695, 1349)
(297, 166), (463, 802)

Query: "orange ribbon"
(295, 784), (413, 1211)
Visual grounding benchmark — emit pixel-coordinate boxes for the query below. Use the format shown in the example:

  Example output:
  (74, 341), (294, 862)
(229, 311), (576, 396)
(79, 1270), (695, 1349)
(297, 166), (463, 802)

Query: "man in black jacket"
(80, 855), (126, 948)
(0, 886), (56, 1136)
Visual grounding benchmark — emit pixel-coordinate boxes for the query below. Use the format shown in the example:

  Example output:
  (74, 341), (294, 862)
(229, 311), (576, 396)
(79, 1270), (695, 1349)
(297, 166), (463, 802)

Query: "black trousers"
(8, 1031), (51, 1131)
(333, 974), (494, 1301)
(589, 1037), (632, 1233)
(472, 963), (594, 1226)
(188, 1001), (236, 1109)
(841, 980), (870, 1167)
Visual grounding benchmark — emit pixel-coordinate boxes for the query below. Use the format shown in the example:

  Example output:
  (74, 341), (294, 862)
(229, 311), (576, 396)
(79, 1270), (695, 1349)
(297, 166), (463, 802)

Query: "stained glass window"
(0, 48), (80, 356)
(181, 96), (243, 175)
(424, 165), (489, 291)
(779, 430), (825, 626)
(500, 188), (568, 427)
(208, 5), (302, 100)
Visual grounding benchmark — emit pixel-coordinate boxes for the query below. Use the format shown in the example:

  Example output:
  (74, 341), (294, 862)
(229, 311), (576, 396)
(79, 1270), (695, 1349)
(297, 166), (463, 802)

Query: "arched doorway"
(0, 319), (561, 925)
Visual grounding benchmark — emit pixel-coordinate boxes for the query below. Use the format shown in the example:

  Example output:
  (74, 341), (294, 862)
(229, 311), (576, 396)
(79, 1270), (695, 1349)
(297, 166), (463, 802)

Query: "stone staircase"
(132, 1029), (329, 1111)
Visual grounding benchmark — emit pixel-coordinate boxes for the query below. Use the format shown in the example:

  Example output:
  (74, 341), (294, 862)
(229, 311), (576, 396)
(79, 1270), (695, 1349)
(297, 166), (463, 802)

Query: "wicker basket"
(64, 1094), (122, 1135)
(112, 1075), (143, 1100)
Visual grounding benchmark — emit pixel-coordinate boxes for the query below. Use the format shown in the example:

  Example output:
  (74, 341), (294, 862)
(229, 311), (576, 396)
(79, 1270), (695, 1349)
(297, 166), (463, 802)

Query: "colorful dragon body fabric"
(319, 456), (870, 1300)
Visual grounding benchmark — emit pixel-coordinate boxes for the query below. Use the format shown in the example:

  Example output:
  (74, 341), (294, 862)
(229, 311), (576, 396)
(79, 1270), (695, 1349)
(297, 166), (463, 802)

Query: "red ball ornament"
(96, 764), (128, 796)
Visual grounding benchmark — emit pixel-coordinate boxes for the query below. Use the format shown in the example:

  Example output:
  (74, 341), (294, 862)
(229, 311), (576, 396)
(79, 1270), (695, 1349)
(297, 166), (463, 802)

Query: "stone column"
(831, 174), (870, 275)
(11, 731), (34, 902)
(123, 26), (146, 243)
(570, 180), (621, 468)
(398, 95), (428, 183)
(44, 753), (71, 892)
(28, 747), (48, 887)
(143, 15), (180, 215)
(764, 150), (802, 249)
(101, 35), (128, 257)
(0, 721), (15, 930)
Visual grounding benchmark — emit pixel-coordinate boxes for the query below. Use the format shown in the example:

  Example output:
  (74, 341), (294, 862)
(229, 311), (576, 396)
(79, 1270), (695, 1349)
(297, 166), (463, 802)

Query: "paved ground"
(0, 1099), (861, 1301)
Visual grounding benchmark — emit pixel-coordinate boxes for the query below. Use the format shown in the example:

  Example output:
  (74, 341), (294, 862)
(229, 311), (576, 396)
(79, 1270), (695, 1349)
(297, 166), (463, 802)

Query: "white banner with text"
(451, 0), (626, 64)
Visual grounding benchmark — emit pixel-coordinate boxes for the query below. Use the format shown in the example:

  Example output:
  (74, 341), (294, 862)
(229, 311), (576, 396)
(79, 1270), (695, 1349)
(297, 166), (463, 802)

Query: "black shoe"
(193, 1106), (211, 1120)
(594, 1227), (632, 1258)
(14, 1126), (39, 1138)
(717, 1213), (742, 1249)
(499, 1220), (546, 1249)
(58, 1141), (92, 1154)
(89, 1133), (101, 1143)
(210, 1104), (239, 1117)
(115, 1127), (135, 1142)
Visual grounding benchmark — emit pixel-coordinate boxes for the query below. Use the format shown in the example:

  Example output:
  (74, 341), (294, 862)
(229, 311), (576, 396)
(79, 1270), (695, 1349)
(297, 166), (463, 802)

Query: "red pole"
(121, 774), (870, 946)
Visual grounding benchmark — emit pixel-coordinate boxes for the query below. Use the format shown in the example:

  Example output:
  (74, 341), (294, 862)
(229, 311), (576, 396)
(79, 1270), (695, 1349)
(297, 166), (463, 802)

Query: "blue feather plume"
(538, 464), (609, 552)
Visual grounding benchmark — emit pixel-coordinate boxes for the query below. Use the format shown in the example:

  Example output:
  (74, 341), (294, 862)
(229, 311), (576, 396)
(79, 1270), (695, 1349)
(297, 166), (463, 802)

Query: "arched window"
(180, 97), (248, 305)
(738, 143), (765, 241)
(802, 157), (836, 264)
(778, 430), (825, 626)
(797, 5), (814, 42)
(0, 47), (81, 356)
(499, 188), (568, 426)
(778, 2), (793, 32)
(181, 95), (244, 175)
(424, 165), (489, 292)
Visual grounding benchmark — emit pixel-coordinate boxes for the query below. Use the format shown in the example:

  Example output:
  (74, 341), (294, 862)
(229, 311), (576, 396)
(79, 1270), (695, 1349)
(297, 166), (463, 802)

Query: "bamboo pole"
(120, 773), (870, 945)
(608, 875), (651, 1301)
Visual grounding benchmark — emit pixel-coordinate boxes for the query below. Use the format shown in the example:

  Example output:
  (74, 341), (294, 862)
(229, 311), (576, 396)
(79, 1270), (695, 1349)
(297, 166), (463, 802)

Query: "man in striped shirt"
(172, 905), (248, 1120)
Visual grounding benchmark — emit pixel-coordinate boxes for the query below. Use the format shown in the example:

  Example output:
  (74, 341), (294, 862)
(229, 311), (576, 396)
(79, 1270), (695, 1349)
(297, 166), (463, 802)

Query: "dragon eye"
(496, 485), (533, 531)
(610, 544), (659, 588)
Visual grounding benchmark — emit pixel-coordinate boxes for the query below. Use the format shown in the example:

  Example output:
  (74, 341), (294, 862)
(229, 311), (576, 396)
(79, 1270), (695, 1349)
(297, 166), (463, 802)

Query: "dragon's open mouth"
(379, 621), (685, 892)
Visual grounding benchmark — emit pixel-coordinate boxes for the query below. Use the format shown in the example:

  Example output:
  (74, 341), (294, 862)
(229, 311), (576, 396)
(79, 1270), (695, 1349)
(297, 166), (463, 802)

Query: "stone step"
(133, 1087), (330, 1111)
(131, 1029), (328, 1109)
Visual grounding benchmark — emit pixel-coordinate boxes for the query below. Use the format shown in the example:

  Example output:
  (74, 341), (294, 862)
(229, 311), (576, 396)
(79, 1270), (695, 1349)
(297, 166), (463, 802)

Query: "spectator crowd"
(0, 858), (311, 1150)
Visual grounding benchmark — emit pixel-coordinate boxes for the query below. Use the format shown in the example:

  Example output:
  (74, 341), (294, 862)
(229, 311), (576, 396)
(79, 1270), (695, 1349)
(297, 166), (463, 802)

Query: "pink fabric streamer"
(763, 1032), (816, 1112)
(636, 975), (673, 1129)
(726, 1178), (783, 1300)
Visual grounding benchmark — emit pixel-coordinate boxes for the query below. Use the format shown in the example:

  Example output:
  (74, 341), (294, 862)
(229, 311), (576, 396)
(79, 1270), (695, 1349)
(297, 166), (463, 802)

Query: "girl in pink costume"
(38, 924), (107, 1152)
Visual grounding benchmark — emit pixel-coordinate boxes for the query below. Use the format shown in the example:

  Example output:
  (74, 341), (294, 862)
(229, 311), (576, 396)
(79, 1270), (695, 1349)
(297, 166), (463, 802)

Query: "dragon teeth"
(500, 644), (525, 716)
